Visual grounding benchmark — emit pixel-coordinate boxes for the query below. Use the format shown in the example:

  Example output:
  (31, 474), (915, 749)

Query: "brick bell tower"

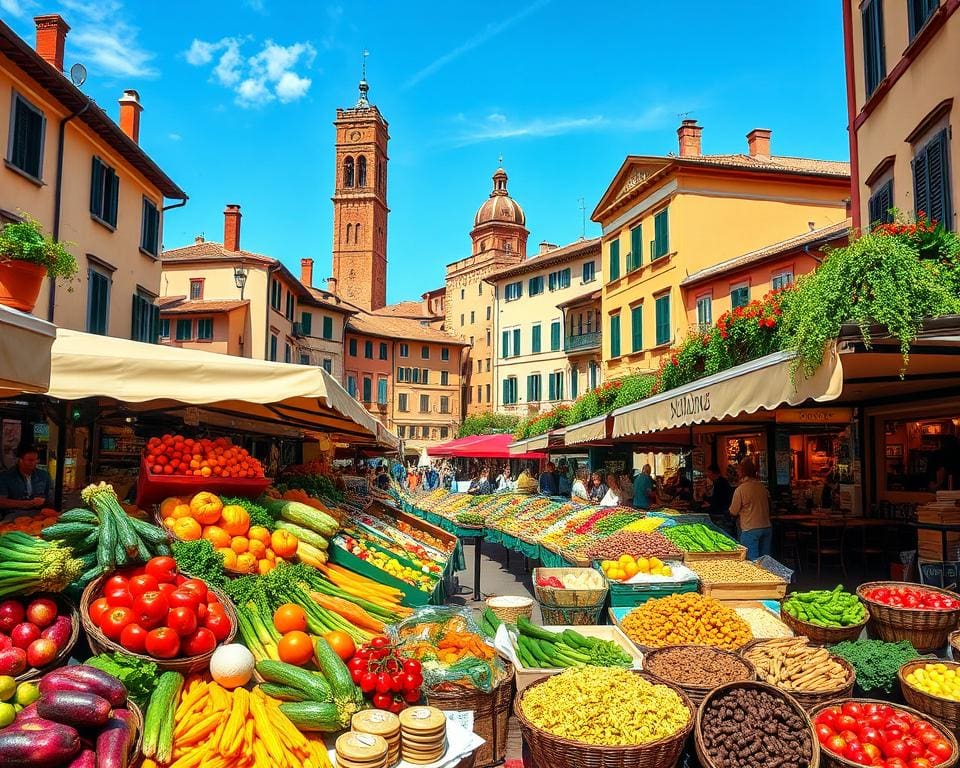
(331, 67), (389, 311)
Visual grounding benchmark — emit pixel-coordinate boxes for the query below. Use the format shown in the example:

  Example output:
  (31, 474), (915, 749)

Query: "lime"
(0, 676), (15, 702)
(12, 703), (21, 713)
(0, 702), (15, 728)
(14, 682), (39, 707)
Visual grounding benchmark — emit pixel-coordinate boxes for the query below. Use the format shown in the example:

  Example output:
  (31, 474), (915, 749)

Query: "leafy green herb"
(86, 652), (159, 708)
(830, 639), (920, 694)
(170, 539), (227, 589)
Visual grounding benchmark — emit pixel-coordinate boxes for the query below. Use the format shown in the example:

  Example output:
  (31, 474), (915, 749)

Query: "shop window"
(883, 418), (960, 492)
(90, 157), (119, 227)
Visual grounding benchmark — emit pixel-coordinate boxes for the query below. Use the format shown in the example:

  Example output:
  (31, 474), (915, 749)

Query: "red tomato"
(88, 597), (111, 625)
(370, 636), (390, 649)
(145, 556), (178, 584)
(128, 574), (159, 598)
(179, 579), (209, 603)
(371, 692), (392, 709)
(119, 623), (148, 653)
(145, 627), (180, 658)
(865, 714), (886, 730)
(886, 760), (908, 768)
(168, 590), (201, 613)
(375, 673), (392, 695)
(105, 574), (129, 592)
(157, 583), (177, 600)
(402, 673), (421, 692)
(885, 741), (911, 760)
(203, 606), (231, 642)
(918, 731), (939, 746)
(133, 591), (169, 630)
(99, 607), (136, 641)
(402, 658), (422, 675)
(863, 743), (881, 761)
(910, 760), (933, 768)
(826, 735), (849, 754)
(181, 627), (216, 656)
(360, 672), (377, 694)
(167, 607), (198, 638)
(904, 737), (924, 759)
(389, 697), (404, 715)
(928, 740), (953, 761)
(816, 723), (835, 743)
(207, 592), (220, 605)
(859, 727), (882, 746)
(403, 688), (420, 704)
(842, 702), (864, 718)
(104, 586), (133, 608)
(838, 715), (859, 731)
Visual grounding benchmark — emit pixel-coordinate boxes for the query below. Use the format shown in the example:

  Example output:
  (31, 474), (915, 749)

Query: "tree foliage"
(457, 412), (520, 438)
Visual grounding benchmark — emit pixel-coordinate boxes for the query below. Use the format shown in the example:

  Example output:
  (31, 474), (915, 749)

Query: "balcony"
(564, 331), (600, 352)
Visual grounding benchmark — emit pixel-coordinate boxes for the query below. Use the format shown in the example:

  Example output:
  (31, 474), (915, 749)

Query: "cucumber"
(277, 701), (343, 732)
(58, 509), (100, 525)
(261, 499), (338, 537)
(114, 541), (128, 567)
(75, 551), (98, 570)
(41, 522), (96, 541)
(314, 637), (355, 703)
(274, 521), (329, 550)
(154, 672), (183, 764)
(142, 671), (183, 759)
(110, 507), (140, 558)
(256, 661), (333, 703)
(259, 683), (308, 702)
(97, 512), (116, 569)
(126, 516), (171, 546)
(78, 527), (100, 552)
(517, 615), (557, 642)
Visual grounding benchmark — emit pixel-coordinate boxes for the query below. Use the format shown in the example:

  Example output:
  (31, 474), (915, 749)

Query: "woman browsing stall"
(728, 458), (772, 559)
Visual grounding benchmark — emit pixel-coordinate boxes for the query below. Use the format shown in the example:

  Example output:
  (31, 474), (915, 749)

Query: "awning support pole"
(54, 400), (68, 509)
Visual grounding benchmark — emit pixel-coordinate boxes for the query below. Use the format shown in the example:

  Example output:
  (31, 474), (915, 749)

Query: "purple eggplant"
(0, 721), (81, 767)
(68, 748), (97, 768)
(37, 691), (111, 728)
(42, 666), (127, 707)
(95, 715), (131, 768)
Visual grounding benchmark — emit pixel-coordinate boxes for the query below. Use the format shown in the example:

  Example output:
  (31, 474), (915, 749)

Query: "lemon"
(0, 702), (15, 729)
(0, 676), (15, 702)
(14, 682), (39, 707)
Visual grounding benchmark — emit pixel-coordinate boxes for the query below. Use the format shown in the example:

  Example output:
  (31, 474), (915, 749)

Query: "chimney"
(326, 276), (338, 295)
(118, 90), (143, 143)
(677, 119), (702, 157)
(194, 235), (204, 244)
(747, 128), (772, 160)
(34, 15), (69, 72)
(223, 204), (242, 252)
(538, 241), (558, 255)
(300, 258), (314, 287)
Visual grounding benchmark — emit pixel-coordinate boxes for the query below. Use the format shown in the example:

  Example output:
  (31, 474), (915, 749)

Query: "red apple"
(25, 598), (57, 629)
(0, 646), (27, 675)
(0, 633), (11, 652)
(26, 638), (57, 668)
(0, 600), (25, 633)
(11, 623), (40, 650)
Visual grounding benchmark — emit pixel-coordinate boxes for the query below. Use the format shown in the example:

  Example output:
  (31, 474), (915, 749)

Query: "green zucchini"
(114, 540), (128, 567)
(314, 637), (355, 703)
(259, 683), (308, 702)
(127, 516), (172, 546)
(142, 671), (183, 758)
(97, 511), (117, 569)
(274, 520), (329, 550)
(256, 660), (333, 703)
(41, 521), (96, 541)
(57, 509), (100, 525)
(155, 672), (184, 764)
(261, 498), (338, 537)
(517, 615), (557, 642)
(277, 701), (343, 732)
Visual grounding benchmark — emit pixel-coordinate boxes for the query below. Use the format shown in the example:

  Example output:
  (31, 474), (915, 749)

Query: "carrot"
(323, 563), (405, 599)
(309, 591), (386, 632)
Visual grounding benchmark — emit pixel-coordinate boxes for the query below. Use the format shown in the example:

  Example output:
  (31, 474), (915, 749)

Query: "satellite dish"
(69, 63), (87, 87)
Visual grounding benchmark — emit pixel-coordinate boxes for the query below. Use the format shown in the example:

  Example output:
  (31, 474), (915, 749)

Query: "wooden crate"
(722, 600), (794, 639)
(918, 529), (960, 561)
(699, 580), (787, 601)
(682, 546), (747, 562)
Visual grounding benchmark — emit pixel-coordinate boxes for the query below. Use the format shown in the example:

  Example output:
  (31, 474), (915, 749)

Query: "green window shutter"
(630, 225), (642, 270)
(654, 209), (669, 258)
(300, 311), (312, 336)
(176, 318), (192, 341)
(655, 294), (671, 345)
(548, 373), (556, 401)
(502, 378), (509, 404)
(631, 305), (642, 352)
(608, 239), (620, 281)
(570, 367), (578, 398)
(610, 315), (621, 358)
(502, 330), (509, 358)
(512, 328), (521, 357)
(322, 315), (333, 339)
(362, 377), (372, 401)
(90, 157), (103, 216)
(130, 293), (141, 341)
(550, 321), (560, 351)
(531, 325), (541, 353)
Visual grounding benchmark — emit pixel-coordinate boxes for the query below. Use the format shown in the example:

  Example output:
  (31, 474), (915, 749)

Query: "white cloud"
(168, 132), (182, 141)
(56, 1), (157, 79)
(0, 0), (27, 17)
(185, 36), (316, 108)
(60, 0), (121, 22)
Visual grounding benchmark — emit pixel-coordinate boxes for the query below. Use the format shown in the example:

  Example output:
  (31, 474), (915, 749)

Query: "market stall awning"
(428, 435), (487, 457)
(612, 348), (843, 438)
(509, 428), (566, 455)
(0, 305), (56, 394)
(45, 328), (397, 445)
(448, 433), (545, 459)
(564, 414), (611, 446)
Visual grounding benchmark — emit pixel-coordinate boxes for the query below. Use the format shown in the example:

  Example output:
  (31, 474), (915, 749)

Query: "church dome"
(474, 167), (526, 227)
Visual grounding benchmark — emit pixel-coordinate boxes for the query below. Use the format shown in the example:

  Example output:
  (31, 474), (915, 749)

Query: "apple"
(25, 599), (56, 630)
(0, 634), (11, 652)
(0, 648), (26, 676)
(0, 601), (24, 634)
(26, 638), (57, 669)
(10, 624), (40, 651)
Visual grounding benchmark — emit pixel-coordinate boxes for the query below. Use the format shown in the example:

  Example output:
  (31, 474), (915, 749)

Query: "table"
(910, 521), (960, 563)
(460, 530), (484, 602)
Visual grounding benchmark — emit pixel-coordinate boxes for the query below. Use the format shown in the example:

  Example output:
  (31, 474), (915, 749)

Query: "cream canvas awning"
(612, 348), (843, 439)
(46, 329), (397, 446)
(508, 434), (548, 455)
(0, 305), (56, 394)
(564, 414), (609, 446)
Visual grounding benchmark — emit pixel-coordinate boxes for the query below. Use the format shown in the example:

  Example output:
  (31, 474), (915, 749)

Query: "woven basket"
(899, 659), (960, 733)
(515, 671), (695, 768)
(81, 574), (237, 674)
(780, 605), (868, 645)
(14, 593), (80, 683)
(857, 581), (960, 653)
(740, 640), (857, 712)
(125, 700), (144, 763)
(642, 645), (756, 706)
(533, 567), (607, 626)
(485, 595), (533, 624)
(809, 698), (960, 768)
(950, 629), (960, 660)
(696, 681), (820, 768)
(426, 664), (513, 768)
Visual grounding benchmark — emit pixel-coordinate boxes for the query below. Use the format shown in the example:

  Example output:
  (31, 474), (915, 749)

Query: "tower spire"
(356, 49), (370, 107)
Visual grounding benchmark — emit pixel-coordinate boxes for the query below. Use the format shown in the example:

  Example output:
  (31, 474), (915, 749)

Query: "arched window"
(346, 223), (352, 243)
(357, 156), (367, 187)
(354, 223), (361, 244)
(343, 156), (354, 187)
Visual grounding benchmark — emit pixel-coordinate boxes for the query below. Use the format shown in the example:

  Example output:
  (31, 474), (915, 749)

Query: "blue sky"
(4, 0), (850, 304)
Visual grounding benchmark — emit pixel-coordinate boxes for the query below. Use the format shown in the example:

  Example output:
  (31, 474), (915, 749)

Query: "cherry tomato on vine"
(360, 672), (378, 694)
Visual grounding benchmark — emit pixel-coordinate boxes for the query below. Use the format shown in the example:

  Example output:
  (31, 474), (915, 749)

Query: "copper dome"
(474, 167), (526, 227)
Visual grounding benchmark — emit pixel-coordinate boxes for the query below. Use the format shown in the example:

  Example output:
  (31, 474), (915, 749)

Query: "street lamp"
(233, 265), (249, 299)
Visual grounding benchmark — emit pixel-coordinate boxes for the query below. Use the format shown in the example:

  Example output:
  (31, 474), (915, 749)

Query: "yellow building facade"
(594, 121), (850, 379)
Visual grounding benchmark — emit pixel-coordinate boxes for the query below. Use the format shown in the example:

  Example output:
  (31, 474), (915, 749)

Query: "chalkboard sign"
(918, 559), (960, 589)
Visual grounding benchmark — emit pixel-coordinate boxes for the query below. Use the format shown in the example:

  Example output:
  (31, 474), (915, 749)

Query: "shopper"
(600, 473), (621, 507)
(559, 466), (573, 496)
(633, 464), (655, 510)
(729, 458), (772, 559)
(468, 469), (492, 495)
(538, 462), (559, 496)
(571, 468), (589, 501)
(375, 467), (390, 490)
(495, 466), (514, 492)
(588, 471), (608, 503)
(703, 464), (734, 528)
(619, 471), (635, 506)
(0, 444), (53, 516)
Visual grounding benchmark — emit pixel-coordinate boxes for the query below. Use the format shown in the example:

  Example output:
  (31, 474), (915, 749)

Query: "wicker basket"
(899, 659), (960, 733)
(485, 595), (534, 624)
(81, 574), (237, 674)
(15, 593), (80, 683)
(515, 671), (695, 768)
(950, 629), (960, 660)
(780, 605), (868, 645)
(533, 567), (607, 626)
(809, 698), (960, 768)
(696, 681), (820, 768)
(426, 664), (513, 768)
(125, 700), (144, 763)
(857, 581), (960, 653)
(642, 645), (756, 706)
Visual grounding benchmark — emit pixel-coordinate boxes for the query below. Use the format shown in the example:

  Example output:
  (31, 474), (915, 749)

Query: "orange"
(234, 552), (257, 574)
(248, 526), (271, 545)
(172, 517), (202, 541)
(273, 603), (308, 634)
(217, 547), (238, 570)
(230, 536), (249, 554)
(171, 503), (193, 520)
(160, 497), (184, 517)
(248, 539), (266, 559)
(324, 631), (356, 662)
(264, 548), (276, 562)
(202, 525), (231, 549)
(189, 491), (223, 524)
(163, 516), (176, 529)
(277, 631), (315, 666)
(257, 559), (274, 575)
(271, 529), (298, 558)
(220, 505), (250, 536)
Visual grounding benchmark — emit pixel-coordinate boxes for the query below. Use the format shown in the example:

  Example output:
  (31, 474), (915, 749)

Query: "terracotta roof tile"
(161, 240), (275, 265)
(677, 154), (850, 177)
(372, 300), (434, 319)
(158, 297), (250, 314)
(346, 312), (468, 345)
(305, 286), (355, 315)
(485, 237), (602, 282)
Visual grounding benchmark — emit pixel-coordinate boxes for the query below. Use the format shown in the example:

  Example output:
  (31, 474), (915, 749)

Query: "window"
(90, 157), (119, 227)
(479, 282), (483, 295)
(140, 199), (160, 256)
(460, 314), (465, 326)
(582, 261), (596, 283)
(131, 293), (159, 343)
(422, 369), (429, 384)
(550, 320), (561, 351)
(347, 376), (357, 397)
(397, 426), (406, 438)
(285, 292), (295, 321)
(160, 318), (170, 338)
(527, 374), (542, 402)
(548, 268), (571, 291)
(470, 311), (475, 324)
(512, 327), (521, 357)
(357, 155), (367, 187)
(440, 370), (449, 385)
(862, 0), (886, 97)
(909, 0), (939, 40)
(502, 377), (518, 405)
(608, 239), (620, 281)
(397, 367), (406, 382)
(421, 345), (430, 359)
(412, 368), (420, 384)
(655, 294), (671, 345)
(197, 317), (213, 341)
(322, 358), (332, 373)
(529, 276), (544, 296)
(440, 396), (450, 413)
(364, 340), (373, 359)
(284, 343), (291, 363)
(477, 359), (482, 373)
(460, 288), (465, 300)
(399, 343), (409, 358)
(548, 371), (564, 401)
(405, 367), (413, 381)
(398, 393), (408, 411)
(343, 156), (354, 187)
(185, 279), (202, 301)
(628, 224), (642, 271)
(362, 377), (372, 402)
(868, 179), (894, 226)
(419, 394), (430, 413)
(270, 280), (281, 310)
(300, 353), (310, 365)
(771, 271), (794, 291)
(440, 427), (449, 439)
(531, 324), (542, 354)
(652, 208), (669, 259)
(8, 92), (45, 179)
(696, 295), (712, 328)
(486, 305), (491, 320)
(610, 313), (621, 358)
(300, 311), (312, 336)
(485, 358), (490, 371)
(504, 282), (522, 301)
(477, 385), (482, 402)
(379, 342), (387, 360)
(913, 129), (953, 229)
(270, 334), (278, 360)
(175, 318), (192, 341)
(571, 367), (579, 398)
(87, 268), (111, 335)
(441, 347), (449, 361)
(631, 305), (643, 352)
(486, 329), (491, 345)
(408, 426), (416, 439)
(485, 383), (490, 402)
(348, 338), (357, 356)
(730, 284), (750, 308)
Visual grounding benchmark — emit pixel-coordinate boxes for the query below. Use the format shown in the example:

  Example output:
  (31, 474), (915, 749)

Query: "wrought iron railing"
(564, 332), (600, 351)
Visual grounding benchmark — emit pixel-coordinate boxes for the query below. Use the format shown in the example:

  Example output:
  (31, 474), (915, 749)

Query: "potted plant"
(0, 215), (77, 312)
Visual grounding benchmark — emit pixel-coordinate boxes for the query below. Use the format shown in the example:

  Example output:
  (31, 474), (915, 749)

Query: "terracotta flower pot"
(0, 260), (47, 312)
